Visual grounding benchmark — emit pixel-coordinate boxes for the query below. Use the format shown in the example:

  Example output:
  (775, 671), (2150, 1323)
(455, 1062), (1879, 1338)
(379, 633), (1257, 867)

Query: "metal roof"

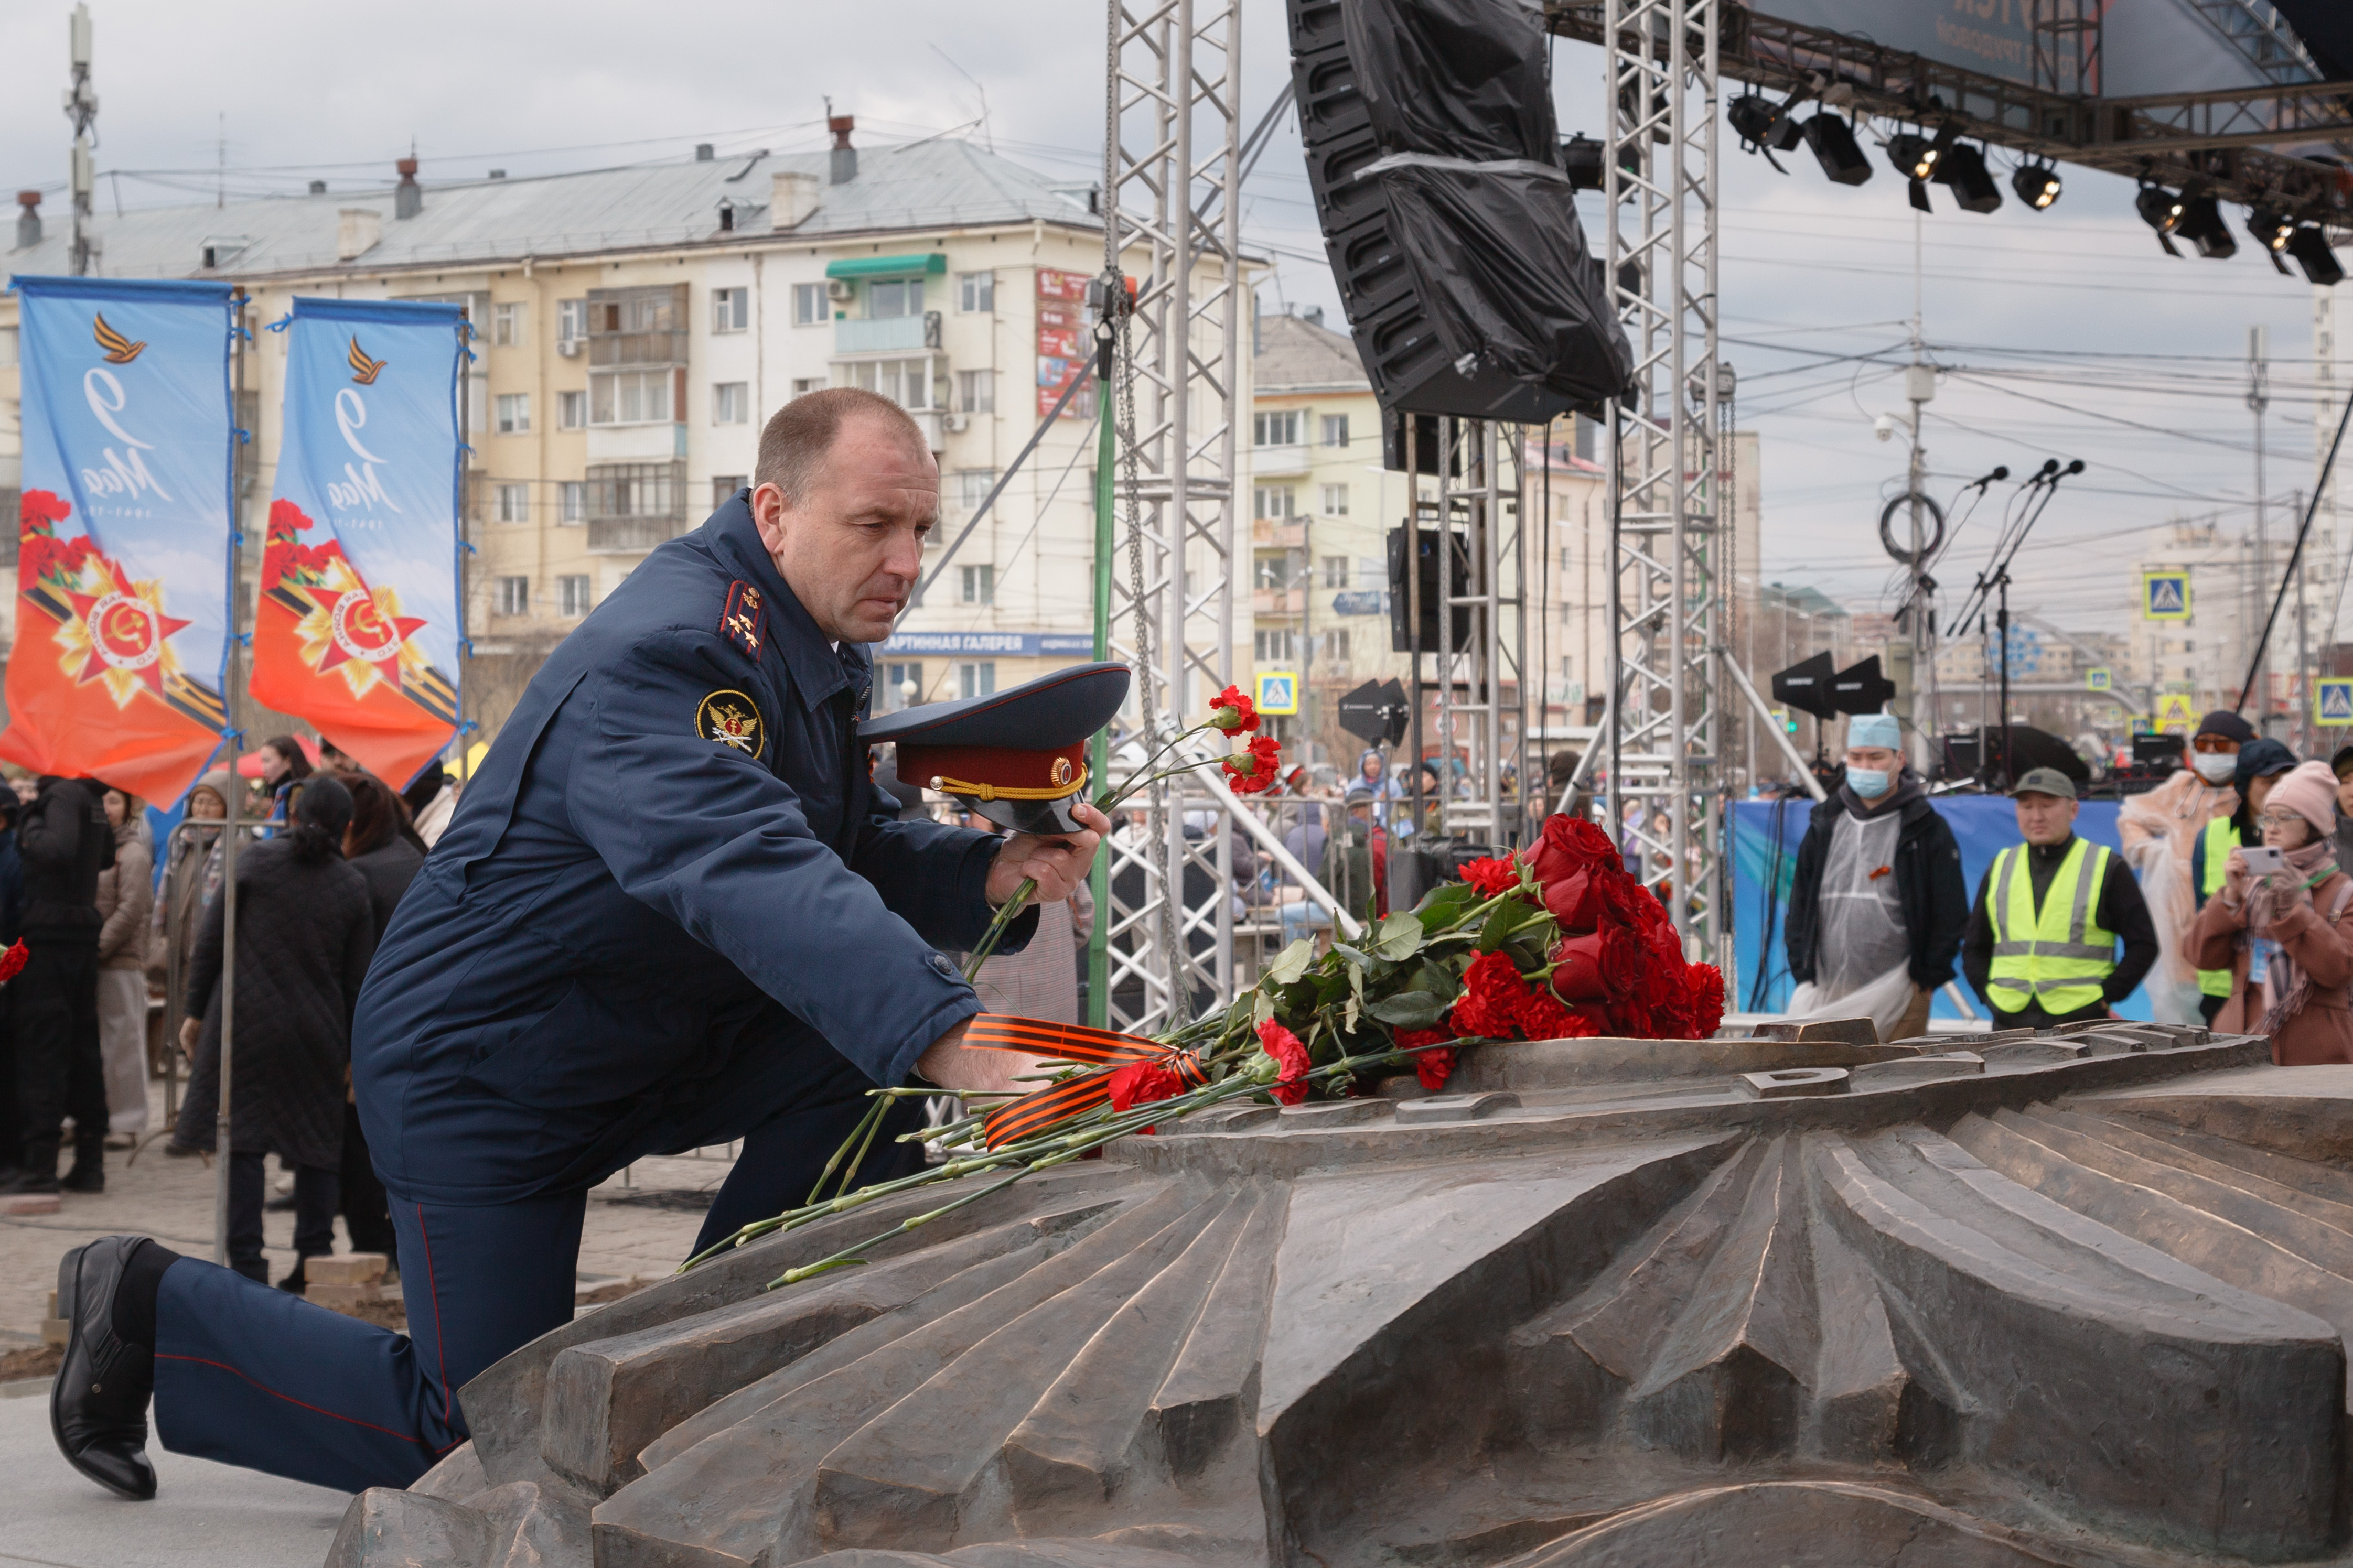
(4, 139), (1103, 284)
(1254, 309), (1369, 394)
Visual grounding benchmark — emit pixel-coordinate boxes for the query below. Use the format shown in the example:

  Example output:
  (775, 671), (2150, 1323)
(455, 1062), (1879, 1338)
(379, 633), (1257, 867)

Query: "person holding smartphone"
(2192, 759), (2353, 1064)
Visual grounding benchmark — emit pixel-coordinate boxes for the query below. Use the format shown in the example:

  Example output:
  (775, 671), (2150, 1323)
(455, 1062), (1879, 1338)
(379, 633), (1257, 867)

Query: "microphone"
(2064, 458), (2086, 475)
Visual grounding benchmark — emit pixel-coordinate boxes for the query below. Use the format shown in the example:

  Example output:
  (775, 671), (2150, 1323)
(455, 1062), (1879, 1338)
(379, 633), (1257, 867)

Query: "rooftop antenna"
(65, 2), (95, 274)
(929, 46), (995, 153)
(217, 111), (225, 209)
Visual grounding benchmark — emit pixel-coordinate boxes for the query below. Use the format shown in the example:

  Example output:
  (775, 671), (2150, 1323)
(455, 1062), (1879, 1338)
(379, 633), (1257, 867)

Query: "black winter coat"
(1784, 783), (1970, 992)
(181, 839), (375, 1170)
(349, 838), (423, 944)
(19, 778), (113, 943)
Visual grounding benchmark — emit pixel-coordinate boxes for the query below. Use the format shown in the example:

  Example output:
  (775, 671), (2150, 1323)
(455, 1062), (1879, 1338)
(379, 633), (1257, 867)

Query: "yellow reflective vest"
(1985, 838), (2117, 1017)
(2197, 815), (2241, 999)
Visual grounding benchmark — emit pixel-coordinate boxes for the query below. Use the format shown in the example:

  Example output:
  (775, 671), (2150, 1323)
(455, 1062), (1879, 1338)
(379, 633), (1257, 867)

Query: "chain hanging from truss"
(1097, 0), (1244, 1033)
(1604, 0), (1725, 964)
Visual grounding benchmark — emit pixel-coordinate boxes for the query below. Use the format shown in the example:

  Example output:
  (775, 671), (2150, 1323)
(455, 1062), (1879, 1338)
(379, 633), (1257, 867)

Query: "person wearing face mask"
(2190, 759), (2353, 1063)
(2187, 738), (2295, 1024)
(1782, 712), (1969, 1042)
(2115, 710), (2254, 1024)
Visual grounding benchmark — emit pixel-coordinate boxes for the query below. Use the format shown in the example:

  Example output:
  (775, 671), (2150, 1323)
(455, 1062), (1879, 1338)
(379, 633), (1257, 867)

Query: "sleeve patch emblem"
(721, 580), (767, 661)
(696, 689), (767, 760)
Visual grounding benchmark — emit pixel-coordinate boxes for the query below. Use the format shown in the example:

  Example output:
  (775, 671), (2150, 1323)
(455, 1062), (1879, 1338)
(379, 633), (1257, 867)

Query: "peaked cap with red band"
(860, 660), (1130, 835)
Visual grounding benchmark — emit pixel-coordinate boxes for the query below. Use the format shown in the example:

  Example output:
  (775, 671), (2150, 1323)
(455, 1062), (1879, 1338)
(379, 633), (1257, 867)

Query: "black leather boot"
(51, 1236), (157, 1499)
(0, 1141), (60, 1194)
(61, 1137), (104, 1193)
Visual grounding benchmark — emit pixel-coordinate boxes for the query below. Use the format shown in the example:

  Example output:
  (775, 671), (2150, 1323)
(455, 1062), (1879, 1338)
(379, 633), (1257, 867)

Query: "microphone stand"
(1952, 460), (2081, 790)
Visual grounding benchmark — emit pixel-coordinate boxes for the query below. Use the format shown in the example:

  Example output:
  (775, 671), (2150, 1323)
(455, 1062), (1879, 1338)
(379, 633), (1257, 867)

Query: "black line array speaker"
(1387, 525), (1475, 653)
(1288, 0), (1634, 424)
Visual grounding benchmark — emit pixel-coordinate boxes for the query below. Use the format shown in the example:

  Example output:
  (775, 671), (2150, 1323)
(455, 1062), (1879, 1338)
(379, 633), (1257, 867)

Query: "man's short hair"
(754, 386), (928, 503)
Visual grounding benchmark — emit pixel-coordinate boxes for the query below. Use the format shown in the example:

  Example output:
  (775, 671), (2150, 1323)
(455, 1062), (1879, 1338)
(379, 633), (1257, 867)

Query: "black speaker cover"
(1341, 0), (1556, 164)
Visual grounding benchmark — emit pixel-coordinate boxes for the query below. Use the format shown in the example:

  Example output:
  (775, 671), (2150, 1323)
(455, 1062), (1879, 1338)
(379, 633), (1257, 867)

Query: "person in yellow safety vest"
(2190, 738), (2295, 1024)
(1964, 767), (2162, 1030)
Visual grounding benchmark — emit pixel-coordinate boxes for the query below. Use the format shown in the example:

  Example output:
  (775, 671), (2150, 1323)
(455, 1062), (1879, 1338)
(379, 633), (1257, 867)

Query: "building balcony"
(835, 314), (938, 354)
(587, 516), (692, 555)
(1250, 442), (1312, 478)
(1251, 519), (1306, 548)
(1252, 587), (1306, 616)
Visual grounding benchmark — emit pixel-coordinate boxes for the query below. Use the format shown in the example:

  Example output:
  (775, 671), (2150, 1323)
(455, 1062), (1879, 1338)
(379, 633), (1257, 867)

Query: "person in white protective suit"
(1782, 712), (1971, 1042)
(2117, 710), (2253, 1024)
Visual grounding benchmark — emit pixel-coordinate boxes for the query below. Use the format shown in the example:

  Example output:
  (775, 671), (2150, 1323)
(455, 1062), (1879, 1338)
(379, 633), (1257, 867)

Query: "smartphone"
(2242, 846), (2288, 875)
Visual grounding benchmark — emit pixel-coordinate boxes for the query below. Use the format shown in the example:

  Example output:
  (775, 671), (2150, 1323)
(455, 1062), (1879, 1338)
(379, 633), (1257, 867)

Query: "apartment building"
(2, 125), (1235, 741)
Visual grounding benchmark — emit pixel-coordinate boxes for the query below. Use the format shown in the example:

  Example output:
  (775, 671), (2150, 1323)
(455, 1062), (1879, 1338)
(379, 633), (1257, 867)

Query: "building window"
(1319, 628), (1351, 662)
(1320, 555), (1350, 588)
(495, 576), (529, 616)
(558, 575), (592, 617)
(1320, 483), (1349, 516)
(1253, 629), (1298, 663)
(957, 271), (995, 313)
(832, 356), (936, 409)
(958, 661), (996, 699)
(495, 482), (530, 523)
(954, 469), (996, 510)
(1320, 413), (1349, 448)
(959, 564), (995, 605)
(868, 278), (920, 319)
(712, 474), (747, 509)
(881, 661), (924, 712)
(492, 302), (525, 348)
(584, 462), (685, 522)
(560, 481), (584, 524)
(957, 370), (995, 414)
(0, 327), (16, 366)
(711, 287), (748, 333)
(590, 369), (675, 425)
(557, 390), (586, 429)
(495, 393), (530, 435)
(792, 283), (831, 326)
(1253, 554), (1296, 590)
(1253, 410), (1301, 447)
(713, 381), (749, 425)
(1357, 556), (1383, 589)
(791, 376), (825, 397)
(557, 300), (587, 347)
(1253, 486), (1294, 521)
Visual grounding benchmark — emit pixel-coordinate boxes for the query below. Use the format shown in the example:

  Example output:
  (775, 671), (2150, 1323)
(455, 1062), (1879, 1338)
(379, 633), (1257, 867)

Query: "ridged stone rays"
(323, 1030), (2353, 1568)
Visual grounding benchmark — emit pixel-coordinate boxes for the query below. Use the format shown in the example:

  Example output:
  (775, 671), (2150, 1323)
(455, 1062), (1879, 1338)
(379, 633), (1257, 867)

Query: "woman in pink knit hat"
(2191, 758), (2353, 1063)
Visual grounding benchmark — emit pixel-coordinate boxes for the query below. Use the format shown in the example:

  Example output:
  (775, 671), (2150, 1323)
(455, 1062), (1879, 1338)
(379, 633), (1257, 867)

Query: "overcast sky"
(1, 0), (2331, 645)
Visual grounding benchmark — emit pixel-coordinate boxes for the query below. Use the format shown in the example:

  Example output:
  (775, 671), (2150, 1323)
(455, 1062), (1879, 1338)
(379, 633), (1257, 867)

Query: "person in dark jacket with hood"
(0, 777), (115, 1195)
(325, 770), (421, 1261)
(0, 794), (25, 1182)
(1783, 713), (1970, 1041)
(177, 777), (374, 1286)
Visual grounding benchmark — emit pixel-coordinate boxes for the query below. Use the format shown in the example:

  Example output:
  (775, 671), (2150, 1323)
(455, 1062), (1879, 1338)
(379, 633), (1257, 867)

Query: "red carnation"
(1222, 734), (1282, 795)
(1460, 855), (1522, 899)
(1208, 684), (1260, 733)
(1448, 950), (1528, 1040)
(0, 940), (27, 986)
(1512, 984), (1582, 1042)
(1396, 1023), (1456, 1050)
(1525, 814), (1618, 890)
(1255, 1019), (1312, 1106)
(1684, 963), (1726, 1039)
(1413, 1047), (1457, 1091)
(1108, 1059), (1187, 1133)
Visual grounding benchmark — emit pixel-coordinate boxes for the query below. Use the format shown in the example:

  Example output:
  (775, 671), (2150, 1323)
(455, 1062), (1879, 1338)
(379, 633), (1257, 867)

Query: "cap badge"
(1050, 754), (1074, 787)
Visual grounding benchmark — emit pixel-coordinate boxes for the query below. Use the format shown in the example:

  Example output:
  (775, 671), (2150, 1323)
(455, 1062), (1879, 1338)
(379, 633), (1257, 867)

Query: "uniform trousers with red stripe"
(149, 1044), (923, 1494)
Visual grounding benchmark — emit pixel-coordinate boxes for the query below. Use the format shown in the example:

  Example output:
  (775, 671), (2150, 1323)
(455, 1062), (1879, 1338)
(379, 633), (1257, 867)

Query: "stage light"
(2288, 225), (2346, 286)
(2135, 183), (2184, 257)
(1885, 133), (1932, 182)
(2010, 161), (2061, 209)
(2248, 208), (2294, 251)
(1728, 93), (1803, 157)
(1937, 143), (2002, 213)
(1800, 114), (1872, 186)
(2174, 192), (2237, 259)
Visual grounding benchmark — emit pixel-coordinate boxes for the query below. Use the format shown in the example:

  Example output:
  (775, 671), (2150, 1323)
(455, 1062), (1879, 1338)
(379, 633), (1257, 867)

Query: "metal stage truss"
(1602, 0), (1729, 971)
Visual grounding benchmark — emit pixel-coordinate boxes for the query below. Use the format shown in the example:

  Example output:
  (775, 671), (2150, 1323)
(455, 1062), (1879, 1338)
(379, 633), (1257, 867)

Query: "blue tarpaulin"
(1730, 796), (2155, 1023)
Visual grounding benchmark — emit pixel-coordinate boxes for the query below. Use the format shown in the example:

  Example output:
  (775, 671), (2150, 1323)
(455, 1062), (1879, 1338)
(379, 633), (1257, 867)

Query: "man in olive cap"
(1965, 767), (2159, 1029)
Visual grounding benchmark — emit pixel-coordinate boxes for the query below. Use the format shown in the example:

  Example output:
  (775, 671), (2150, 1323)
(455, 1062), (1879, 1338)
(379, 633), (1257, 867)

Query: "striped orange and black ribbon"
(962, 1013), (1209, 1148)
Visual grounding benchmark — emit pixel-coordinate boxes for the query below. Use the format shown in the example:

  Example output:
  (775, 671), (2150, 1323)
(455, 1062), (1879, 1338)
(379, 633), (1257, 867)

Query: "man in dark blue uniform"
(45, 388), (1105, 1499)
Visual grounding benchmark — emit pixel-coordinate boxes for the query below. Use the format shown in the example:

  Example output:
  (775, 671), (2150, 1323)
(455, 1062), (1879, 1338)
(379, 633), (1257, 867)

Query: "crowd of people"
(1785, 707), (2353, 1062)
(0, 738), (457, 1288)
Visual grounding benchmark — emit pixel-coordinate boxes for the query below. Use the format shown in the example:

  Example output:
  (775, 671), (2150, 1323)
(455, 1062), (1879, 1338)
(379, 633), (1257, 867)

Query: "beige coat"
(94, 817), (153, 972)
(2190, 868), (2353, 1065)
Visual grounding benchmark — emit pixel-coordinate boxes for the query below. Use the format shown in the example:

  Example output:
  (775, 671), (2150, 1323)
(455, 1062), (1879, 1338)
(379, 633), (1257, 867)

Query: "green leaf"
(1412, 882), (1478, 933)
(1343, 994), (1361, 1035)
(1329, 943), (1371, 969)
(1265, 938), (1317, 985)
(1251, 988), (1275, 1030)
(1368, 990), (1449, 1029)
(1370, 911), (1425, 962)
(1475, 900), (1520, 953)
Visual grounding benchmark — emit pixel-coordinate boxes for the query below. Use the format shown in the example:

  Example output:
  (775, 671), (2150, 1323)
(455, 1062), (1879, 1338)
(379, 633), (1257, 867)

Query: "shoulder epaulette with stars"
(721, 580), (766, 661)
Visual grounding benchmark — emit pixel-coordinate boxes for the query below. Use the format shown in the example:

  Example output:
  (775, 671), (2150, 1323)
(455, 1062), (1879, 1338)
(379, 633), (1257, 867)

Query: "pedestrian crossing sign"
(1254, 670), (1299, 716)
(2143, 570), (2191, 621)
(2318, 679), (2353, 726)
(2084, 667), (2111, 692)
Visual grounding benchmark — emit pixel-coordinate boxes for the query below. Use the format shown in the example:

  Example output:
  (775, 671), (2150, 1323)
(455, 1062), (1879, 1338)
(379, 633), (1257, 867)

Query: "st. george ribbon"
(249, 297), (466, 787)
(0, 277), (237, 805)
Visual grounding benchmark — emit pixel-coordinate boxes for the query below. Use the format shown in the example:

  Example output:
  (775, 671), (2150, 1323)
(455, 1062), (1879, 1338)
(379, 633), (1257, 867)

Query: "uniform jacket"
(2190, 868), (2353, 1066)
(1783, 776), (1969, 993)
(352, 492), (1022, 1206)
(19, 777), (113, 943)
(182, 839), (377, 1170)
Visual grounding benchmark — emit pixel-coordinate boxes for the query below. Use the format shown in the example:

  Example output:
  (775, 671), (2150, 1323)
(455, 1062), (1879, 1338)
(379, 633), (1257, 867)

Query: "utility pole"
(65, 3), (95, 276)
(2250, 325), (2270, 729)
(2294, 485), (2310, 753)
(1900, 214), (1933, 772)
